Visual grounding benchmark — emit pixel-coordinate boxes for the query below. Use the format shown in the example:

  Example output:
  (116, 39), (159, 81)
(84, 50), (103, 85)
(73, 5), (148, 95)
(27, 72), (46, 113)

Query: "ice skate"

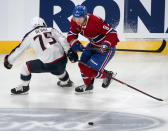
(57, 80), (73, 87)
(11, 85), (29, 95)
(102, 70), (117, 88)
(75, 84), (94, 94)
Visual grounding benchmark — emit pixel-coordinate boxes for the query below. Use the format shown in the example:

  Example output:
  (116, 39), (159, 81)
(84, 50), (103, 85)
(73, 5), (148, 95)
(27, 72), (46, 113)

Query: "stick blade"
(116, 39), (166, 53)
(157, 39), (166, 52)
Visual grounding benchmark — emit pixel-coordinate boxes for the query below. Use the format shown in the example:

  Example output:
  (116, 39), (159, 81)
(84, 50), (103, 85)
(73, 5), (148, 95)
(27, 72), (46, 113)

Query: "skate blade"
(75, 90), (93, 95)
(11, 92), (29, 95)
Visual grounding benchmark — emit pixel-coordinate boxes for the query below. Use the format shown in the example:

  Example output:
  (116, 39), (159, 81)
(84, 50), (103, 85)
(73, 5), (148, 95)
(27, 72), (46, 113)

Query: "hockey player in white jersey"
(4, 17), (78, 94)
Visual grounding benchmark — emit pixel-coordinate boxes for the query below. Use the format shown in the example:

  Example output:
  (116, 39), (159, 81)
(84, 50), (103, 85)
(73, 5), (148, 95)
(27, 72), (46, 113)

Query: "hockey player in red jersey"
(4, 17), (78, 95)
(67, 5), (119, 94)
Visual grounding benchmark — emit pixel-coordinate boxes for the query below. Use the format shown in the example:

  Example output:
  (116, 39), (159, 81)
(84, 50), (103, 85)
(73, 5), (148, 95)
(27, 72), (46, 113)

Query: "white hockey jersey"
(8, 26), (70, 64)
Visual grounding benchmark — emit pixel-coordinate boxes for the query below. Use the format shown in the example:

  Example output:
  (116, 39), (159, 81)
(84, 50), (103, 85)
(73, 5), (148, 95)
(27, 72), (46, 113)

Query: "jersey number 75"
(33, 32), (57, 51)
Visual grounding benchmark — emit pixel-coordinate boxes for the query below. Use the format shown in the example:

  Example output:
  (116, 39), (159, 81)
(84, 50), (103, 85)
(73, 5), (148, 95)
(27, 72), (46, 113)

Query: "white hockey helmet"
(31, 17), (47, 28)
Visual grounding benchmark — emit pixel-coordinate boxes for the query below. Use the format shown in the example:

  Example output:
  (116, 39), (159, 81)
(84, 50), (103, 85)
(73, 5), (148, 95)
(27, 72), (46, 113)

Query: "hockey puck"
(88, 122), (94, 125)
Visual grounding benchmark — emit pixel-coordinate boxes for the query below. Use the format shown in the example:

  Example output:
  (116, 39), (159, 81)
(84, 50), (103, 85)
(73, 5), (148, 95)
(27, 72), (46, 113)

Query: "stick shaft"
(87, 40), (166, 53)
(111, 77), (163, 101)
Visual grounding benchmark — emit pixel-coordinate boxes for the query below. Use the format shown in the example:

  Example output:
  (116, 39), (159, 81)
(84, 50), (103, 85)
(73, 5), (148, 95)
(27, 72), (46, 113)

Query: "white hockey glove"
(99, 43), (109, 54)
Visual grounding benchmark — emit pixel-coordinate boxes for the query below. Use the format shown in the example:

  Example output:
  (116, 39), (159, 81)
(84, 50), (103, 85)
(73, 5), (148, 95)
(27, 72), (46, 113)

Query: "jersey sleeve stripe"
(68, 31), (78, 36)
(90, 34), (106, 43)
(103, 40), (112, 46)
(106, 28), (117, 35)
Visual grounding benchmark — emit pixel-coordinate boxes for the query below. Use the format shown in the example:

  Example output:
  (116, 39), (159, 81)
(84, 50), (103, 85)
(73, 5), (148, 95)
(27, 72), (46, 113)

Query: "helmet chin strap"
(81, 16), (87, 26)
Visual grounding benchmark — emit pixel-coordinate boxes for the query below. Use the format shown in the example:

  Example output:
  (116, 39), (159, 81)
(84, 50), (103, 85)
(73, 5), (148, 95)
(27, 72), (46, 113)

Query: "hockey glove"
(4, 55), (13, 69)
(71, 41), (84, 52)
(99, 43), (109, 54)
(67, 49), (78, 63)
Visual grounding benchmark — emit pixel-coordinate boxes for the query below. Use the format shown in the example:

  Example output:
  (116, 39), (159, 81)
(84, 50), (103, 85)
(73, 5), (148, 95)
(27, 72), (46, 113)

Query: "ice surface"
(0, 52), (168, 131)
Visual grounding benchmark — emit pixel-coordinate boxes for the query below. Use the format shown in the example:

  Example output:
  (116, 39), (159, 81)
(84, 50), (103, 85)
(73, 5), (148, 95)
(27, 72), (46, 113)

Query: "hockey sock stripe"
(58, 71), (69, 81)
(57, 71), (66, 79)
(81, 74), (89, 79)
(26, 62), (32, 73)
(95, 72), (103, 78)
(20, 74), (32, 81)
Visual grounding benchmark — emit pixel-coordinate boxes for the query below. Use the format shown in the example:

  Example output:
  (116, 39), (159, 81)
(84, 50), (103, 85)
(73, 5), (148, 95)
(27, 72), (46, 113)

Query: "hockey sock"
(78, 61), (107, 79)
(19, 63), (32, 86)
(57, 71), (70, 84)
(81, 74), (94, 85)
(95, 71), (107, 79)
(78, 62), (98, 77)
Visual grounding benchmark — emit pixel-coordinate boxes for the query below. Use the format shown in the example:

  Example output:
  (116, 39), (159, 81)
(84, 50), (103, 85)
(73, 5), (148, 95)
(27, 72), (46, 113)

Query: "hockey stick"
(110, 76), (164, 101)
(116, 39), (166, 53)
(86, 39), (166, 53)
(78, 61), (164, 101)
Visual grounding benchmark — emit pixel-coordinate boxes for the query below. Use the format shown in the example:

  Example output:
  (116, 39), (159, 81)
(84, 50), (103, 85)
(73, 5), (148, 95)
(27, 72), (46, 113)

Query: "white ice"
(0, 52), (168, 131)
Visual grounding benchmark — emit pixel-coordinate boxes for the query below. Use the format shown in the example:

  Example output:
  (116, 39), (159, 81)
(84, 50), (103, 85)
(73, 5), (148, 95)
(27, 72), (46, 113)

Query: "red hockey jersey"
(67, 14), (119, 48)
